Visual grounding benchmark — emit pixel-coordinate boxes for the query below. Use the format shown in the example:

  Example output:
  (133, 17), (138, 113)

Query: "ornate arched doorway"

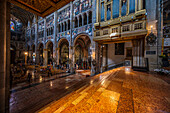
(38, 43), (44, 65)
(47, 41), (53, 65)
(58, 38), (69, 68)
(74, 34), (91, 69)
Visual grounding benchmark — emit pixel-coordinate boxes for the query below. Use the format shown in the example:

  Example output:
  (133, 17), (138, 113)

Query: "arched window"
(89, 11), (92, 24)
(47, 29), (48, 36)
(84, 13), (87, 25)
(79, 15), (82, 27)
(68, 20), (70, 30)
(75, 17), (78, 28)
(129, 0), (135, 14)
(112, 0), (119, 18)
(58, 24), (60, 33)
(64, 21), (67, 31)
(101, 2), (105, 22)
(121, 0), (127, 16)
(62, 23), (64, 32)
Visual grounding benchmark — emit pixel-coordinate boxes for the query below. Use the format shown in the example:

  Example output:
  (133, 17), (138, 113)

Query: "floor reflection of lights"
(125, 67), (131, 74)
(90, 80), (93, 85)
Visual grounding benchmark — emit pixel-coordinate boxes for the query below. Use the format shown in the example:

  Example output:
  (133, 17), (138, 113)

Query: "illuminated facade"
(94, 0), (162, 71)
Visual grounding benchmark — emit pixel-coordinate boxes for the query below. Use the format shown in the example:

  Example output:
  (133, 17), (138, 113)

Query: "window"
(68, 20), (70, 30)
(112, 27), (118, 33)
(75, 17), (78, 28)
(96, 31), (100, 36)
(101, 2), (105, 22)
(79, 15), (82, 27)
(103, 30), (108, 35)
(115, 43), (124, 55)
(134, 23), (143, 30)
(112, 0), (120, 18)
(121, 0), (127, 16)
(64, 22), (67, 31)
(122, 25), (130, 32)
(107, 4), (111, 20)
(129, 0), (135, 14)
(62, 23), (64, 32)
(58, 24), (60, 33)
(84, 13), (87, 25)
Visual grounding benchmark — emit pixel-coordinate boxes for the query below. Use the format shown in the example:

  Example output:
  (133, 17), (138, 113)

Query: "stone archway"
(74, 34), (91, 69)
(46, 41), (53, 65)
(58, 38), (69, 68)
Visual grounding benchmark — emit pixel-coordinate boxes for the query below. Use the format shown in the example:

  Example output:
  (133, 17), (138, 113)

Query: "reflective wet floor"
(10, 67), (170, 113)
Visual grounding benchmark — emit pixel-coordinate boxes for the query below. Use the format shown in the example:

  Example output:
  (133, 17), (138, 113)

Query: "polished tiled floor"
(37, 67), (170, 113)
(10, 67), (170, 113)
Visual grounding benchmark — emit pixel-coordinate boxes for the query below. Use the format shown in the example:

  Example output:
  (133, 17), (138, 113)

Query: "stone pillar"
(87, 13), (89, 25)
(36, 50), (40, 64)
(35, 16), (38, 64)
(0, 0), (10, 112)
(70, 1), (74, 73)
(43, 49), (48, 66)
(44, 18), (46, 42)
(56, 48), (60, 65)
(53, 12), (57, 67)
(69, 46), (73, 72)
(95, 43), (101, 73)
